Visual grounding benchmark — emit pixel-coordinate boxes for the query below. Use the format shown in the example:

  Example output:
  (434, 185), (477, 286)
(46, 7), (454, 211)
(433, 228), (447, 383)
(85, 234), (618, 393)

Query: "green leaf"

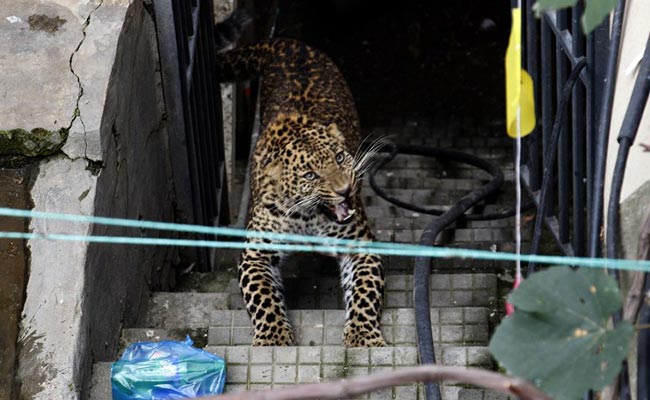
(532, 0), (578, 15)
(489, 267), (633, 400)
(583, 0), (617, 34)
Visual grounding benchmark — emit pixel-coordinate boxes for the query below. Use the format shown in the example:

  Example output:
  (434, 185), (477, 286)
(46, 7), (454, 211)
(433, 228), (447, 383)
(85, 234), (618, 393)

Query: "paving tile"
(297, 365), (321, 383)
(250, 365), (273, 383)
(226, 346), (249, 364)
(323, 365), (344, 379)
(250, 347), (273, 364)
(322, 346), (346, 364)
(458, 388), (485, 400)
(274, 347), (297, 363)
(226, 365), (248, 384)
(442, 347), (466, 366)
(370, 347), (394, 366)
(298, 346), (322, 364)
(467, 347), (493, 367)
(394, 347), (418, 365)
(395, 385), (419, 398)
(368, 389), (394, 400)
(348, 348), (370, 365)
(440, 308), (463, 324)
(273, 365), (297, 384)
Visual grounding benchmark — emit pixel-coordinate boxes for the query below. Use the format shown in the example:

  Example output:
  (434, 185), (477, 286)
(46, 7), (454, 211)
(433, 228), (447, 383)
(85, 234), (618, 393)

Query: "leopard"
(215, 15), (385, 347)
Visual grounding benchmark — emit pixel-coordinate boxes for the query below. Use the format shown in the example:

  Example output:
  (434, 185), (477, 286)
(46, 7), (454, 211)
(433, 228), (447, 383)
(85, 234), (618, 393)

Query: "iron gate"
(154, 0), (230, 271)
(520, 2), (610, 260)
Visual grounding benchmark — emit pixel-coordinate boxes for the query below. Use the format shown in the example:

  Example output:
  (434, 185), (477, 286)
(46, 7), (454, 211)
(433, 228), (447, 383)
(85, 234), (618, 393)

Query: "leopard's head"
(257, 116), (380, 224)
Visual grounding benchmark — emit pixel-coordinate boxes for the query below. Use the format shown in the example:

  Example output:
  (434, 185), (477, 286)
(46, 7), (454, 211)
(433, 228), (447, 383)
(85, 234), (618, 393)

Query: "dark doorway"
(275, 0), (511, 126)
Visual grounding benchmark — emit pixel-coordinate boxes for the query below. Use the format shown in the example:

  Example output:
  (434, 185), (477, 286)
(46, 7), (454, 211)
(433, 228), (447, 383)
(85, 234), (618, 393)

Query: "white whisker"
(353, 136), (393, 177)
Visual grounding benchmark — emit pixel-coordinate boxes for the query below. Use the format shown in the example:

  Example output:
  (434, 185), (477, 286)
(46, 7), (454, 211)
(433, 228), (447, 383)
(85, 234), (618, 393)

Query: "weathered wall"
(0, 168), (31, 400)
(602, 3), (650, 398)
(1, 0), (178, 398)
(0, 0), (130, 398)
(82, 0), (177, 373)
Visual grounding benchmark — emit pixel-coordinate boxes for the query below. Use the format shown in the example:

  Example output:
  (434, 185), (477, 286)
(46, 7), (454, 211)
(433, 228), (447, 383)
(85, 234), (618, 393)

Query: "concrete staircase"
(89, 116), (521, 399)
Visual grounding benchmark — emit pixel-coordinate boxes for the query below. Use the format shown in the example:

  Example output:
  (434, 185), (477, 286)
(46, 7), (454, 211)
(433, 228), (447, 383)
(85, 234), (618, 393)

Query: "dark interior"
(274, 0), (511, 126)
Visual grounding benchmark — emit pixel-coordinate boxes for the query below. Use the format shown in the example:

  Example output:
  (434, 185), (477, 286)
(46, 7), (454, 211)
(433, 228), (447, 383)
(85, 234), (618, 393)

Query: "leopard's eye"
(335, 152), (345, 164)
(304, 171), (317, 180)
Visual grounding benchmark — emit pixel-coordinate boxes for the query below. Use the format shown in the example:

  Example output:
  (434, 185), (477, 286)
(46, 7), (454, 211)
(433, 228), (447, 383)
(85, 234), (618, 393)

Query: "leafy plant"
(533, 0), (617, 34)
(489, 267), (633, 400)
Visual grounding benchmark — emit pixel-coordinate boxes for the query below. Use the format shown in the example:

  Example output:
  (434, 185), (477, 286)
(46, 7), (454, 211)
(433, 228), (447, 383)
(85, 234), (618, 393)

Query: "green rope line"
(1, 207), (649, 272)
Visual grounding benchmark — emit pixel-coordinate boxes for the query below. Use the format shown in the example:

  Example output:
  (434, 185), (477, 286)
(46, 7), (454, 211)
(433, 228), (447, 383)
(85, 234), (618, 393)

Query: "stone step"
(227, 273), (498, 310)
(170, 272), (498, 312)
(458, 388), (512, 400)
(364, 204), (520, 219)
(144, 292), (229, 328)
(361, 176), (491, 192)
(89, 345), (494, 400)
(129, 307), (491, 347)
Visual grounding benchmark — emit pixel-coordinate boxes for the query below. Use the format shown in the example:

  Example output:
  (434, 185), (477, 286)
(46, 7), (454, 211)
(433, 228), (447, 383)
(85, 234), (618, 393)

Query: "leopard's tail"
(213, 9), (251, 51)
(214, 9), (271, 81)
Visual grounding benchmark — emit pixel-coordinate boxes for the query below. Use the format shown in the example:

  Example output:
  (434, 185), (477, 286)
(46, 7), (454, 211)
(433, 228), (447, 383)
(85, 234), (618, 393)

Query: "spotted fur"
(217, 38), (385, 347)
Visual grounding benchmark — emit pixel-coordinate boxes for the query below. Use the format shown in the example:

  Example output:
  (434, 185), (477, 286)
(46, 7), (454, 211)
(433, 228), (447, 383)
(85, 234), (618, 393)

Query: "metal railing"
(520, 2), (610, 264)
(154, 0), (230, 271)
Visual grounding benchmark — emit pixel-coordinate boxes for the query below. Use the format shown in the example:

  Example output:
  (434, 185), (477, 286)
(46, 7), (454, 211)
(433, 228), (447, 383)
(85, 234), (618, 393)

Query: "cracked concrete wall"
(1, 0), (177, 398)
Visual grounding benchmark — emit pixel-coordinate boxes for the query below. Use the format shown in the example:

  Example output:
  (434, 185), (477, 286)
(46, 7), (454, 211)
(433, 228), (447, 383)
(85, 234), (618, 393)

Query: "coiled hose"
(370, 143), (506, 400)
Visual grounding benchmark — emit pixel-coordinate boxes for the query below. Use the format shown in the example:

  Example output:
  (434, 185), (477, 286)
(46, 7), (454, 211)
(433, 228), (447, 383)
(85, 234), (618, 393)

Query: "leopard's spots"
(220, 38), (384, 347)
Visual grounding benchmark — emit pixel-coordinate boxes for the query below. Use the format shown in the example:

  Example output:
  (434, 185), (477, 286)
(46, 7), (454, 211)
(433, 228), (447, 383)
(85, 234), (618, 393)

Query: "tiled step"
(128, 307), (491, 347)
(89, 345), (494, 400)
(227, 273), (498, 310)
(144, 292), (229, 328)
(364, 204), (522, 219)
(209, 345), (492, 397)
(165, 272), (498, 313)
(362, 176), (492, 192)
(458, 388), (512, 400)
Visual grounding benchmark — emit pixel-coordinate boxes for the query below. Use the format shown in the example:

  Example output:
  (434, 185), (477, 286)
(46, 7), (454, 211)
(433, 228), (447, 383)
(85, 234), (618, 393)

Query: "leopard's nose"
(334, 184), (351, 199)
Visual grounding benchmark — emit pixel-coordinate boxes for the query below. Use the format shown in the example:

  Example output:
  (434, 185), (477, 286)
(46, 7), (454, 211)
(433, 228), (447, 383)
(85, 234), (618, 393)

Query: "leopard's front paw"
(252, 326), (295, 346)
(343, 324), (385, 347)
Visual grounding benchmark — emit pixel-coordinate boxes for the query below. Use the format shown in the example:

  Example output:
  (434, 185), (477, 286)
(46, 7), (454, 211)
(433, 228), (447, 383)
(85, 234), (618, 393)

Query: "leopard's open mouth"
(319, 200), (356, 224)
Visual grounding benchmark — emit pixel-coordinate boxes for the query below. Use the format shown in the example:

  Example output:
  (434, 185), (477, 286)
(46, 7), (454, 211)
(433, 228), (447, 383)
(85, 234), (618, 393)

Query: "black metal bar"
(587, 0), (625, 259)
(571, 2), (586, 256)
(543, 12), (590, 87)
(540, 17), (555, 219)
(555, 10), (570, 244)
(154, 0), (230, 270)
(525, 0), (541, 192)
(607, 33), (650, 262)
(153, 0), (201, 268)
(528, 59), (587, 273)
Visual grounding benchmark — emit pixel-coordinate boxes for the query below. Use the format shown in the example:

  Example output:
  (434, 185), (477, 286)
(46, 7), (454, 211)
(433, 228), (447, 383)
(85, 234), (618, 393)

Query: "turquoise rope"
(1, 207), (650, 272)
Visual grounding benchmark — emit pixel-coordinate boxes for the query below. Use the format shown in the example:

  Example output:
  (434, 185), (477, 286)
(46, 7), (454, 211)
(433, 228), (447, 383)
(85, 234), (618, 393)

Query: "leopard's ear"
(326, 122), (344, 139)
(255, 147), (282, 181)
(327, 122), (357, 150)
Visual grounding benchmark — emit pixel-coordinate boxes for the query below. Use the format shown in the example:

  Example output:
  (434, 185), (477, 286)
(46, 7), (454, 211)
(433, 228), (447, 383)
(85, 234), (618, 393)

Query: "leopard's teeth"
(348, 209), (356, 215)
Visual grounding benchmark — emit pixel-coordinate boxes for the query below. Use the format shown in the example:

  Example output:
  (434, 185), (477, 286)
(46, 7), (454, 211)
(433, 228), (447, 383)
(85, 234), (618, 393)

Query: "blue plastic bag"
(111, 336), (226, 399)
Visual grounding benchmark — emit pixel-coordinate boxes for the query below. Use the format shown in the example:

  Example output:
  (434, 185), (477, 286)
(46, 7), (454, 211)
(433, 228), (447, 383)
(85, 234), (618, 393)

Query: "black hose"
(638, 274), (650, 399)
(527, 59), (587, 273)
(587, 0), (626, 260)
(605, 32), (650, 400)
(369, 146), (532, 220)
(371, 143), (504, 400)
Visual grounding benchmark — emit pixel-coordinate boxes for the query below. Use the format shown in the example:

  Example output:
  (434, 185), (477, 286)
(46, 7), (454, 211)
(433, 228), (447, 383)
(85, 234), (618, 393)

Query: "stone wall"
(1, 0), (178, 397)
